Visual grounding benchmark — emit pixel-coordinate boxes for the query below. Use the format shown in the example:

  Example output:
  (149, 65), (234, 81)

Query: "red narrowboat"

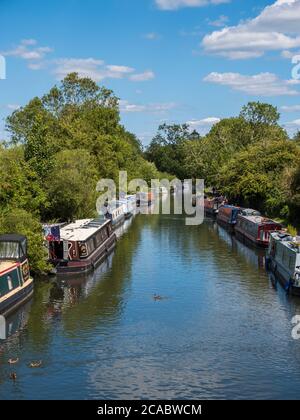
(235, 209), (282, 248)
(45, 218), (116, 275)
(204, 196), (226, 216)
(217, 205), (242, 232)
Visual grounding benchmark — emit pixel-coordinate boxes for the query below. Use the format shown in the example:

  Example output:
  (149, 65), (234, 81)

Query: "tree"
(240, 102), (280, 126)
(216, 139), (300, 215)
(294, 130), (300, 143)
(146, 123), (200, 179)
(43, 149), (99, 222)
(0, 146), (45, 213)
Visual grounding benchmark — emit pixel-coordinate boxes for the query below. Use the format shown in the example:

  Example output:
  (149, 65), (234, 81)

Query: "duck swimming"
(8, 358), (19, 365)
(9, 372), (17, 381)
(29, 360), (42, 368)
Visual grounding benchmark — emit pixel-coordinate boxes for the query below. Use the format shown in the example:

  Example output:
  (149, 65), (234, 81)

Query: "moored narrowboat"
(0, 235), (34, 317)
(137, 191), (154, 207)
(45, 218), (116, 275)
(266, 231), (300, 296)
(204, 196), (226, 217)
(235, 209), (282, 248)
(217, 205), (242, 232)
(118, 195), (137, 219)
(104, 201), (126, 227)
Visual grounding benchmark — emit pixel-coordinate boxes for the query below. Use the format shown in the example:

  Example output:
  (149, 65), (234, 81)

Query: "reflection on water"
(2, 205), (300, 399)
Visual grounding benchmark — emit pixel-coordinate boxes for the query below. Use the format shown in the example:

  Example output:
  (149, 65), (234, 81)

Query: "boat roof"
(0, 261), (19, 275)
(59, 218), (110, 242)
(220, 205), (240, 210)
(270, 231), (300, 253)
(0, 234), (26, 243)
(239, 214), (280, 226)
(107, 201), (126, 209)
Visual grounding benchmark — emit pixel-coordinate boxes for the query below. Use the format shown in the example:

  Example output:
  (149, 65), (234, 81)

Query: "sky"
(0, 0), (300, 145)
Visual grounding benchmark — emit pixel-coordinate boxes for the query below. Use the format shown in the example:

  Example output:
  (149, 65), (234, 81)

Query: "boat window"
(289, 255), (295, 270)
(7, 275), (13, 291)
(0, 242), (19, 260)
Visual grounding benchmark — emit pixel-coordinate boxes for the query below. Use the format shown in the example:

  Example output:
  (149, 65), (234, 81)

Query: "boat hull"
(0, 278), (34, 317)
(235, 228), (268, 248)
(267, 256), (300, 297)
(216, 217), (236, 233)
(55, 234), (116, 276)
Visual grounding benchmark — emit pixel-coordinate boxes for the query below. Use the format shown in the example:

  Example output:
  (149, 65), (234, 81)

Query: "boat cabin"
(105, 201), (126, 226)
(0, 235), (32, 312)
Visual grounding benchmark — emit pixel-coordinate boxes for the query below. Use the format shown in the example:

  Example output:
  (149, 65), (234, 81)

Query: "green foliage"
(287, 224), (298, 237)
(294, 130), (300, 143)
(0, 146), (46, 213)
(216, 139), (300, 215)
(43, 149), (99, 221)
(239, 102), (280, 126)
(146, 123), (201, 179)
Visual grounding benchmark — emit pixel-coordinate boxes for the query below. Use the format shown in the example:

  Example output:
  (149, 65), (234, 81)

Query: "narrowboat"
(266, 231), (300, 296)
(118, 195), (137, 219)
(137, 191), (154, 207)
(235, 209), (282, 248)
(45, 218), (116, 275)
(0, 234), (34, 317)
(104, 201), (126, 227)
(217, 205), (242, 232)
(204, 196), (225, 217)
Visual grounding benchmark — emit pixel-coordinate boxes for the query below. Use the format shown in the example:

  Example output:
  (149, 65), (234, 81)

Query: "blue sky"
(0, 0), (300, 145)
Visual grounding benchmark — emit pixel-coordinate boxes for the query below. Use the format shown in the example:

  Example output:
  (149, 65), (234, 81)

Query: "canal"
(1, 205), (300, 400)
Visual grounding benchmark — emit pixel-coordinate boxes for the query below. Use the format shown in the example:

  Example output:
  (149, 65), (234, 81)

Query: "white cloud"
(53, 58), (106, 81)
(120, 100), (176, 113)
(202, 0), (300, 59)
(143, 33), (161, 40)
(187, 117), (221, 127)
(2, 40), (155, 84)
(106, 65), (135, 74)
(283, 118), (300, 135)
(52, 58), (154, 83)
(281, 104), (300, 111)
(207, 15), (229, 27)
(204, 71), (300, 96)
(129, 70), (155, 82)
(6, 104), (20, 111)
(2, 39), (53, 61)
(155, 0), (230, 10)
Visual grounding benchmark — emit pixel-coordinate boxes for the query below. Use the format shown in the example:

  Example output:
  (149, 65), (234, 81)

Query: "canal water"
(1, 202), (300, 400)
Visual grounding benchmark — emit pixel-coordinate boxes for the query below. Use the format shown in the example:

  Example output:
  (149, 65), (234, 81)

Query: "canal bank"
(1, 207), (300, 399)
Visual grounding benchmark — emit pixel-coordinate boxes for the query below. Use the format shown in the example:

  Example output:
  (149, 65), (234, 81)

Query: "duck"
(29, 360), (42, 368)
(8, 358), (19, 365)
(153, 294), (163, 301)
(9, 372), (17, 381)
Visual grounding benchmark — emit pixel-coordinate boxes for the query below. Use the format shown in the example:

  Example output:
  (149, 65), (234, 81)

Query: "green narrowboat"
(0, 234), (34, 317)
